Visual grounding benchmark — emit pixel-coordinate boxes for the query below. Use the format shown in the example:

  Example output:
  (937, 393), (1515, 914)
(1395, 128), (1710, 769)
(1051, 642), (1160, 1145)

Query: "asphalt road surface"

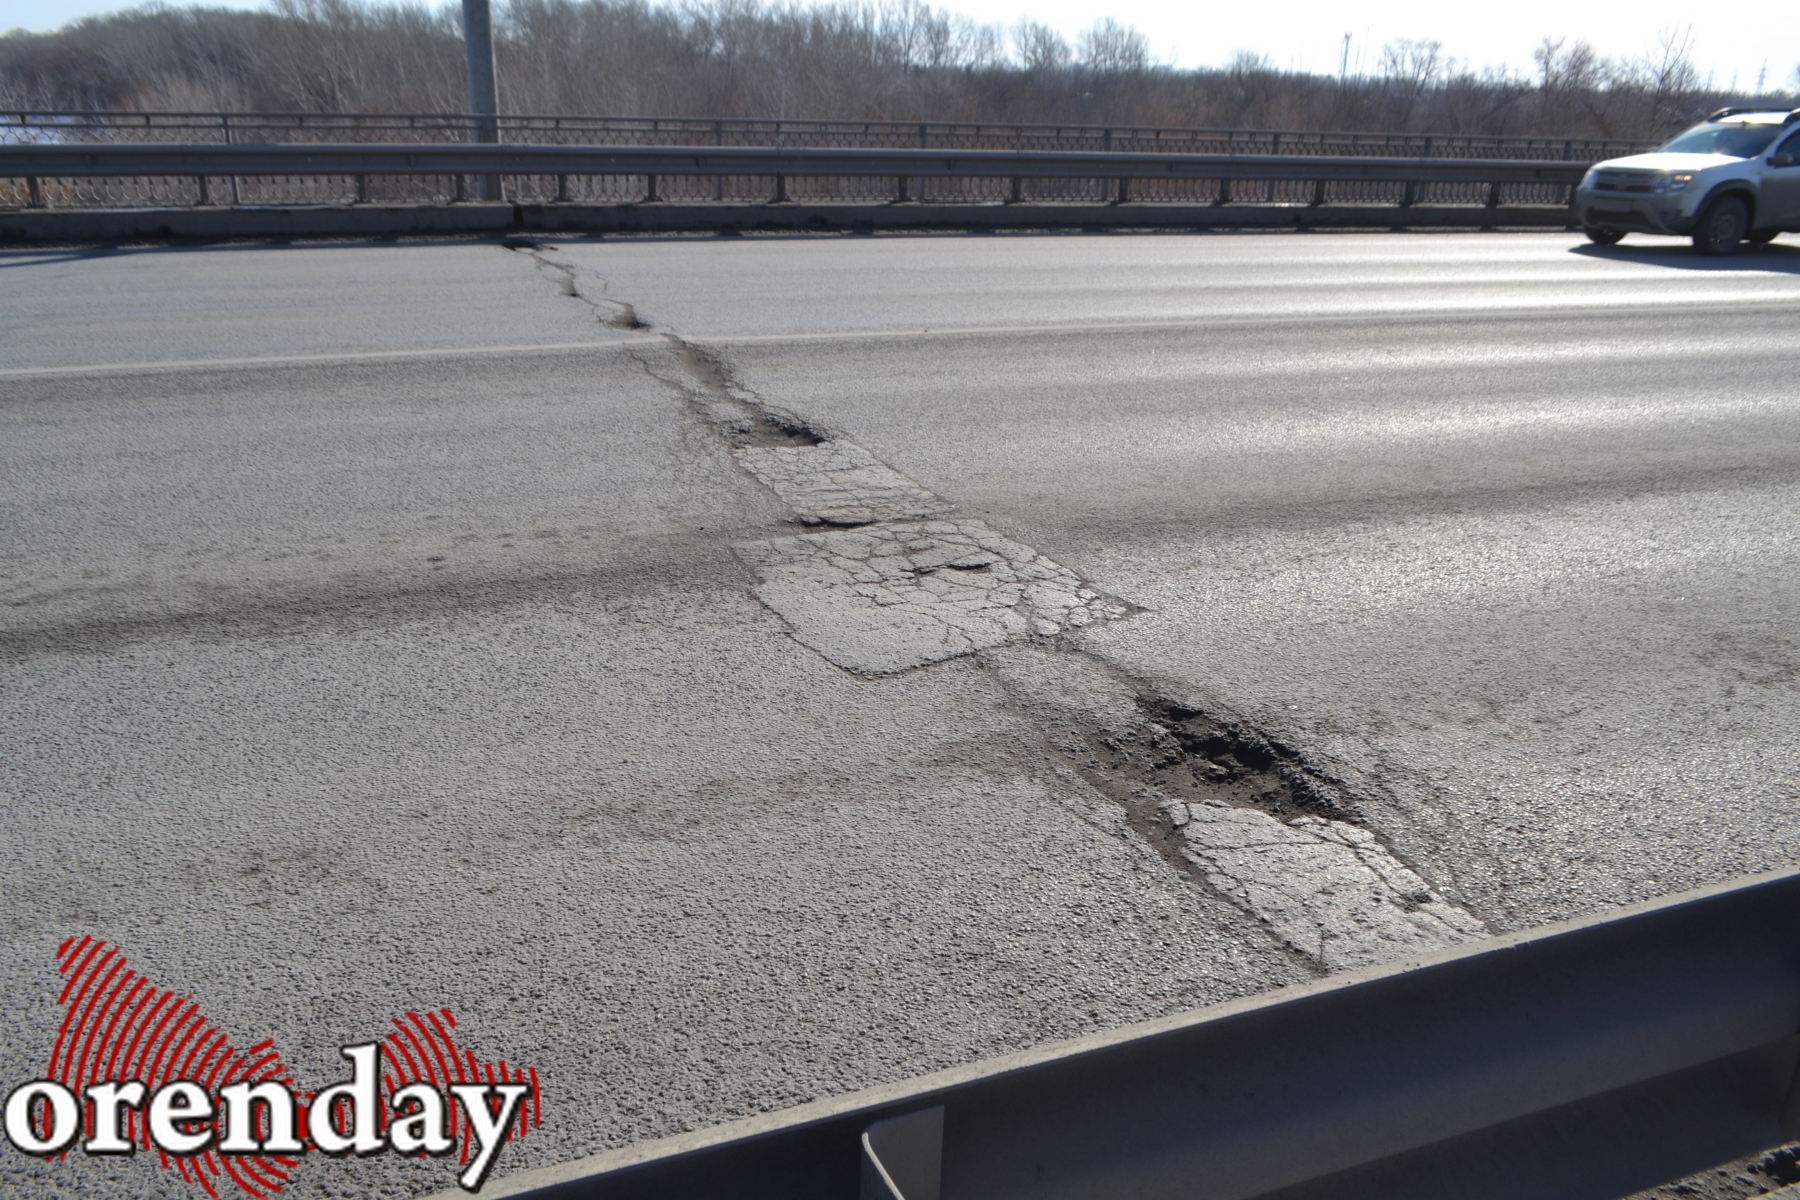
(3, 230), (1798, 1198)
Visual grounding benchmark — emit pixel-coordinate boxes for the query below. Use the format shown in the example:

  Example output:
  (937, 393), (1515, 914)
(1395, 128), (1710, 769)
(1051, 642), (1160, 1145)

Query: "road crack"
(517, 249), (1487, 972)
(507, 239), (646, 330)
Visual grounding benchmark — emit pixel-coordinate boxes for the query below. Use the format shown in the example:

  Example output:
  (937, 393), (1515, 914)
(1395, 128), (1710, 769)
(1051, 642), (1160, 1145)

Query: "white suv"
(1575, 108), (1800, 255)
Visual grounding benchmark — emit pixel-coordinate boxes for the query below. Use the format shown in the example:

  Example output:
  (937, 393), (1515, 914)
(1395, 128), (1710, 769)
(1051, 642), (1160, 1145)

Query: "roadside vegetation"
(3, 0), (1796, 138)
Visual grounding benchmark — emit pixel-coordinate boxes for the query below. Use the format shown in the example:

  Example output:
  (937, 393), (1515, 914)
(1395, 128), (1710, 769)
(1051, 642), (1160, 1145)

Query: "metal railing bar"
(435, 866), (1800, 1200)
(0, 143), (1593, 186)
(0, 110), (1654, 158)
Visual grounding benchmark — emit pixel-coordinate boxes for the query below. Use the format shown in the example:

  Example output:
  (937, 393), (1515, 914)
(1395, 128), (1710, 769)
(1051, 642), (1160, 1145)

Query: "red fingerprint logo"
(378, 1009), (540, 1174)
(39, 936), (542, 1197)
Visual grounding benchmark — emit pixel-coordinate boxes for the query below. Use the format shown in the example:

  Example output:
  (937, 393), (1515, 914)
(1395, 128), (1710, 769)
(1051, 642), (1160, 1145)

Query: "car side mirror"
(1774, 153), (1797, 168)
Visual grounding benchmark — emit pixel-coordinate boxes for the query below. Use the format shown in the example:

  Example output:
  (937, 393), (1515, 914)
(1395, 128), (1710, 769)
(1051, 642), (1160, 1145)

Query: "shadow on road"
(0, 236), (539, 270)
(1571, 240), (1800, 273)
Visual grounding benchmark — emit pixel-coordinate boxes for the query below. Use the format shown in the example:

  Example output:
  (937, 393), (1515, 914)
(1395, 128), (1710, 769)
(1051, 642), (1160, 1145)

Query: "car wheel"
(1692, 196), (1749, 256)
(1585, 228), (1626, 246)
(1748, 229), (1779, 244)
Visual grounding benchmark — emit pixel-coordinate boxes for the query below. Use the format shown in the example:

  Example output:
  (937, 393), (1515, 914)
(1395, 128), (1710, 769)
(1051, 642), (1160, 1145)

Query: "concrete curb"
(0, 202), (1580, 244)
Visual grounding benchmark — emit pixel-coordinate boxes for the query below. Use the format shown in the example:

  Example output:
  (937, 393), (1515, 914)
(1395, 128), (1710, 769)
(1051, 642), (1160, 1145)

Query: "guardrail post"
(223, 118), (241, 206)
(355, 174), (368, 204)
(1311, 178), (1326, 207)
(26, 175), (44, 207)
(1400, 180), (1416, 208)
(1485, 181), (1501, 208)
(195, 174), (209, 206)
(1216, 178), (1231, 206)
(774, 174), (787, 203)
(646, 173), (658, 202)
(713, 121), (725, 201)
(1009, 176), (1022, 204)
(1115, 177), (1129, 204)
(556, 173), (568, 202)
(896, 175), (909, 202)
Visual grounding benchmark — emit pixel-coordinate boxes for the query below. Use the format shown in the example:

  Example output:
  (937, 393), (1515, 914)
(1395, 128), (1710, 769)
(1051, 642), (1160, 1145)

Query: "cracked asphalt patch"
(1173, 806), (1486, 970)
(625, 323), (1135, 675)
(737, 519), (1130, 676)
(733, 441), (946, 526)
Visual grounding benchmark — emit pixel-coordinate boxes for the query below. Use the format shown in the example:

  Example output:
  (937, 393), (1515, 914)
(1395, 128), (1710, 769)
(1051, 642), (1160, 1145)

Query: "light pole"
(461, 0), (501, 200)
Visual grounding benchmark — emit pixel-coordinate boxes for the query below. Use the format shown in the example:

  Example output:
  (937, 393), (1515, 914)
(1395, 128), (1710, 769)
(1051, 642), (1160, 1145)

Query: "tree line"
(3, 0), (1796, 140)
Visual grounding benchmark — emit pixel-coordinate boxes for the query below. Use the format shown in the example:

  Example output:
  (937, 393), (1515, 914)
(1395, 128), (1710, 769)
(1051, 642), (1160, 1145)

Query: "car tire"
(1585, 228), (1626, 246)
(1748, 229), (1779, 244)
(1692, 196), (1749, 256)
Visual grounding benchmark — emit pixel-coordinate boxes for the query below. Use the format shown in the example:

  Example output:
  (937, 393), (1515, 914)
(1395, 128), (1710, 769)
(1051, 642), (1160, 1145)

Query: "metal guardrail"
(450, 867), (1800, 1200)
(0, 110), (1652, 164)
(0, 142), (1589, 213)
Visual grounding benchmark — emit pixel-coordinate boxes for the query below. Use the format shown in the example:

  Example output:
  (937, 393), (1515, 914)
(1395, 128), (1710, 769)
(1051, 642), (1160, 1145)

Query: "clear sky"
(7, 0), (1798, 94)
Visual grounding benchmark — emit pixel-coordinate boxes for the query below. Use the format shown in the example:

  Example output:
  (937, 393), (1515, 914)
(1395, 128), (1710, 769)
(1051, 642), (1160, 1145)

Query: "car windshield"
(1658, 122), (1783, 158)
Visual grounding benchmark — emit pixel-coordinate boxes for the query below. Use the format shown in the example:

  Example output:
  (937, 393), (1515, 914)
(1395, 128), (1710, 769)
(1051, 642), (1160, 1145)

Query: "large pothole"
(986, 644), (1488, 972)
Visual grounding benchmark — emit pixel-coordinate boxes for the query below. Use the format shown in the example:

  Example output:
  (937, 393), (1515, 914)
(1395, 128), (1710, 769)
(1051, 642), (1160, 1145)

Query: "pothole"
(653, 334), (836, 451)
(986, 645), (1488, 972)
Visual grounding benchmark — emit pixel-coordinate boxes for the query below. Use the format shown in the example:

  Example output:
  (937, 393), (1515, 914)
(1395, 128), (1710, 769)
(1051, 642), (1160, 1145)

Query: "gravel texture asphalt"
(554, 231), (1800, 933)
(3, 231), (1799, 1198)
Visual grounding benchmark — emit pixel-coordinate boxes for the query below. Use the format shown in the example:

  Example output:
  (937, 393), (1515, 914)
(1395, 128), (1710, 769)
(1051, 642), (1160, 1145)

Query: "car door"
(1762, 129), (1800, 226)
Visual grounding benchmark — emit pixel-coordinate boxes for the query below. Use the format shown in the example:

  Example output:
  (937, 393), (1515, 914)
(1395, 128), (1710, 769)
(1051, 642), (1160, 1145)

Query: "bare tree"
(0, 0), (1779, 139)
(1078, 17), (1146, 76)
(1534, 37), (1602, 93)
(1636, 25), (1700, 136)
(1375, 38), (1446, 129)
(1223, 51), (1279, 128)
(1011, 21), (1067, 74)
(1531, 37), (1604, 132)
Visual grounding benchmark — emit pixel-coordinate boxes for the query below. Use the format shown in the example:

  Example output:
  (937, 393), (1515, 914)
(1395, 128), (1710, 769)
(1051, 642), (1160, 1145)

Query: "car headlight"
(1579, 169), (1599, 190)
(1654, 173), (1695, 194)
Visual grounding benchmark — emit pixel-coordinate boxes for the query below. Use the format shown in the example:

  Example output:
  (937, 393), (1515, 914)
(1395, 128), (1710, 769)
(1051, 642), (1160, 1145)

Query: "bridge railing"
(0, 110), (1650, 164)
(0, 141), (1592, 212)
